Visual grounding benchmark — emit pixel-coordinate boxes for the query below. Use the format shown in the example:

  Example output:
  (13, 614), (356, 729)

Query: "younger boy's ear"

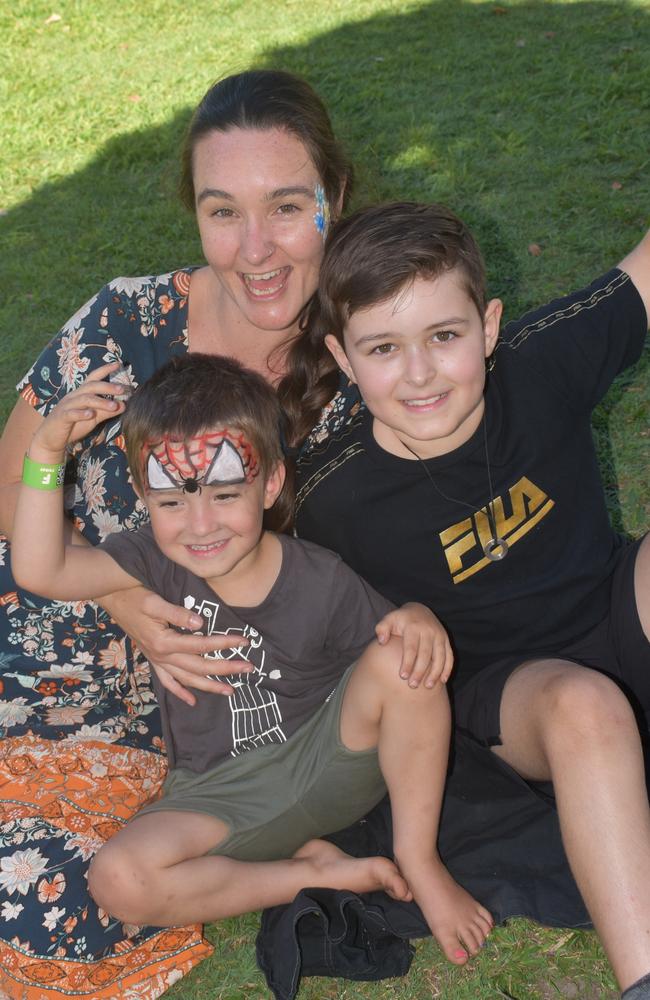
(325, 334), (356, 384)
(483, 298), (503, 359)
(263, 462), (287, 510)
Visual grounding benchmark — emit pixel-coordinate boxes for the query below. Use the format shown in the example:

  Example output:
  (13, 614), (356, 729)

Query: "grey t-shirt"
(102, 527), (394, 773)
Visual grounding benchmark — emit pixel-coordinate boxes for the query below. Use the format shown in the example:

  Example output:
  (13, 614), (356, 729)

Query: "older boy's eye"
(371, 343), (395, 355)
(433, 330), (456, 343)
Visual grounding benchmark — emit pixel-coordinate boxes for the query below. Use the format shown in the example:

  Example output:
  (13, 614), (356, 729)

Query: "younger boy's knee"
(88, 841), (152, 924)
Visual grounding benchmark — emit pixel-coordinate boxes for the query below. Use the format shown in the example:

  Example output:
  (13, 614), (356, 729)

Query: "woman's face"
(193, 126), (329, 334)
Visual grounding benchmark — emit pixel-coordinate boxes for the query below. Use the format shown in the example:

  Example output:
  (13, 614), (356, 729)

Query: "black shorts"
(454, 535), (650, 747)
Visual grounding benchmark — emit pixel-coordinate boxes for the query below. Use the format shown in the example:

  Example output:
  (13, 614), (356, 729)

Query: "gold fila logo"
(440, 476), (554, 584)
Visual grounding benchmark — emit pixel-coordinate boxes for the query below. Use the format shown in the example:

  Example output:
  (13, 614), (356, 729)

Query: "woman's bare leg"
(339, 638), (493, 965)
(494, 659), (650, 991)
(88, 809), (410, 927)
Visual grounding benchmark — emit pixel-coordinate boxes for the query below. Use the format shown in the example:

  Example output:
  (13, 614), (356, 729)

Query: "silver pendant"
(484, 537), (509, 561)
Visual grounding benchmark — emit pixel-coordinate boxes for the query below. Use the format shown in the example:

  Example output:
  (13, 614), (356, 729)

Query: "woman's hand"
(100, 586), (252, 706)
(375, 602), (453, 688)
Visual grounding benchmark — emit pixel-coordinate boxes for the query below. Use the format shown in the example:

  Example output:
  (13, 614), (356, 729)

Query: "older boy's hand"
(100, 587), (252, 706)
(375, 602), (453, 688)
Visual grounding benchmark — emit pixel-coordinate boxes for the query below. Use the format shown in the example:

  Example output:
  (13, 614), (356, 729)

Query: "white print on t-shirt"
(183, 595), (286, 756)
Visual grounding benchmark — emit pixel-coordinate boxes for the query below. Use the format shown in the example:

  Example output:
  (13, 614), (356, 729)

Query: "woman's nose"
(240, 217), (274, 266)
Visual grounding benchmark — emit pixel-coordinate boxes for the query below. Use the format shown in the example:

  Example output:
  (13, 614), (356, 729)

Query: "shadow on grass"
(2, 0), (649, 525)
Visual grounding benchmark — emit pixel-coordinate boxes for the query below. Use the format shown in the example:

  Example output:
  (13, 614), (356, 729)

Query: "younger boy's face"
(141, 429), (284, 586)
(326, 270), (502, 460)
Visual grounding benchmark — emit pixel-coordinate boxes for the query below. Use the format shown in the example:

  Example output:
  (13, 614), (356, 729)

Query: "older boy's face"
(326, 271), (502, 460)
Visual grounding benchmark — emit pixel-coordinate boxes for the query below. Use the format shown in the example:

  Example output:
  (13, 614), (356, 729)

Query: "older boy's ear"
(324, 334), (356, 383)
(483, 298), (503, 359)
(263, 462), (286, 510)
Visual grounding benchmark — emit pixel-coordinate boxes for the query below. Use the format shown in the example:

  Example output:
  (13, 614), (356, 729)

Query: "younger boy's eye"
(158, 499), (182, 508)
(370, 343), (395, 356)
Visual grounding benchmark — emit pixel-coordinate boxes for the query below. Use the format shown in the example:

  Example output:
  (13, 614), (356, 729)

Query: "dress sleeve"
(324, 556), (395, 661)
(495, 268), (648, 412)
(17, 285), (119, 416)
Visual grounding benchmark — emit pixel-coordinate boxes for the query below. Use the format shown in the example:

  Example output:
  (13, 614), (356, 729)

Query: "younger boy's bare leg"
(88, 809), (410, 927)
(340, 638), (493, 965)
(494, 659), (650, 992)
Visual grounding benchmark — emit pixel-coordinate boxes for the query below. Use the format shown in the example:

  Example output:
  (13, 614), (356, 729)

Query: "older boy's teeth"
(406, 393), (446, 406)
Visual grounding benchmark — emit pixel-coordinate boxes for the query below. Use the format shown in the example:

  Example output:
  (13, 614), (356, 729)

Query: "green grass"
(2, 0), (649, 996)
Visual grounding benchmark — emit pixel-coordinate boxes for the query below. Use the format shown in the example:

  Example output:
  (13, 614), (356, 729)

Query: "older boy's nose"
(404, 348), (434, 385)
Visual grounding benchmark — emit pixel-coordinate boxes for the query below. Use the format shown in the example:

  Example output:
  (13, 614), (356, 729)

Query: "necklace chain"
(400, 417), (509, 562)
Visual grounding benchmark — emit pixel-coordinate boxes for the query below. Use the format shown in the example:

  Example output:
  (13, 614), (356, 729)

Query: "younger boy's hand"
(30, 362), (129, 461)
(375, 602), (453, 688)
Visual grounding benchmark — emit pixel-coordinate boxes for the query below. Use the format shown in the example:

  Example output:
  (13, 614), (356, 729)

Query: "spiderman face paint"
(142, 429), (260, 494)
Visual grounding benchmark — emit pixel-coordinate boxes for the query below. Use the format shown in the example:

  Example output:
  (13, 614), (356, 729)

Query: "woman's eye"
(275, 203), (300, 216)
(211, 207), (236, 219)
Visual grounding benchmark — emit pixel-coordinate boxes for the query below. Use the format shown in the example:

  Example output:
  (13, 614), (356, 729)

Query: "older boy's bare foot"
(403, 860), (493, 965)
(293, 839), (412, 901)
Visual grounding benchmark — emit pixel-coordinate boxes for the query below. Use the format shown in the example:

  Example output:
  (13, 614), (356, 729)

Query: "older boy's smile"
(326, 270), (502, 460)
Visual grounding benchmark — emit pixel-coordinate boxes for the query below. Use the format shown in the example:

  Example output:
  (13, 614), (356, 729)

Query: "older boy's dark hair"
(278, 201), (488, 448)
(122, 354), (292, 532)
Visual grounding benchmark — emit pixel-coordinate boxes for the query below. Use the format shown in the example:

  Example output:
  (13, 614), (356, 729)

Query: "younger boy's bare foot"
(293, 839), (413, 901)
(402, 858), (493, 965)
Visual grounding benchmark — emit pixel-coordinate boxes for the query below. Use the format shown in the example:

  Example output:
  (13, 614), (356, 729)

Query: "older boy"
(292, 203), (650, 998)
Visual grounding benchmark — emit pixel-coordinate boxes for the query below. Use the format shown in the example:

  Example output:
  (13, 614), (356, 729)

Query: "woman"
(0, 69), (351, 1000)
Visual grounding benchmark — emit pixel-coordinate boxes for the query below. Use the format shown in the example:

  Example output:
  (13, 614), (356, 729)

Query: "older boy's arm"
(618, 228), (650, 327)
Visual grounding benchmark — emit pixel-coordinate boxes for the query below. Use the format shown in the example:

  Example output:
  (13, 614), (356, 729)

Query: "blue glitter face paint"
(313, 183), (330, 240)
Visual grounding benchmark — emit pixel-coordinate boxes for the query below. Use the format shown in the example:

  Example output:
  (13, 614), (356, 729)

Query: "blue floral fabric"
(0, 269), (214, 996)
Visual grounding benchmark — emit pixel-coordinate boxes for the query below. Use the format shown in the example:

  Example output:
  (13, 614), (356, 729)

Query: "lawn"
(2, 0), (649, 997)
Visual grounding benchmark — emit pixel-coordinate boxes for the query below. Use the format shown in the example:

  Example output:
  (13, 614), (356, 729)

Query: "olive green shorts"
(138, 664), (387, 861)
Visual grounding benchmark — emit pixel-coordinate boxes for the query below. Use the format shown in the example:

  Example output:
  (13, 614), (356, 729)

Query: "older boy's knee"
(540, 667), (636, 747)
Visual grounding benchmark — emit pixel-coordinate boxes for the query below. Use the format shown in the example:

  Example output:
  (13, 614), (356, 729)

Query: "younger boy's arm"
(618, 228), (650, 327)
(11, 363), (138, 601)
(375, 602), (453, 688)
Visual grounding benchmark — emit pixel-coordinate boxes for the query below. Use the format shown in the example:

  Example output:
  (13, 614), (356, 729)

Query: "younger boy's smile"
(326, 269), (502, 460)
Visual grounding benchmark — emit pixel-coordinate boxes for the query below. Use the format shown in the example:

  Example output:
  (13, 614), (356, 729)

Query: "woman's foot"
(293, 838), (412, 901)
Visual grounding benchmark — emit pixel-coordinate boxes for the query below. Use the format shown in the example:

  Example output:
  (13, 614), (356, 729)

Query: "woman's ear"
(324, 334), (356, 383)
(263, 461), (287, 510)
(483, 298), (503, 359)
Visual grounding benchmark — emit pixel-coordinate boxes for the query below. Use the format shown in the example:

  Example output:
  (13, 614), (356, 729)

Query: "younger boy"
(11, 353), (492, 964)
(290, 202), (650, 998)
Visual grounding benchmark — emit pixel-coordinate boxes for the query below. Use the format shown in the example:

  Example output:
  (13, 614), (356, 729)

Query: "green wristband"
(22, 454), (65, 491)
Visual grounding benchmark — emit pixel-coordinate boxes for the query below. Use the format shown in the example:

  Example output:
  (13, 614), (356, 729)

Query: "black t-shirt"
(295, 269), (647, 685)
(102, 528), (393, 772)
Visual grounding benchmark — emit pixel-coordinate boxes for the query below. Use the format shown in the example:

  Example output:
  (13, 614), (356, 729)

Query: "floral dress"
(0, 270), (213, 999)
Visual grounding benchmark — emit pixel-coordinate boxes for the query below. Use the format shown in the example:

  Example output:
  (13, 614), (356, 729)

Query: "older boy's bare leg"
(634, 533), (650, 639)
(340, 638), (493, 965)
(88, 809), (410, 927)
(494, 659), (650, 992)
